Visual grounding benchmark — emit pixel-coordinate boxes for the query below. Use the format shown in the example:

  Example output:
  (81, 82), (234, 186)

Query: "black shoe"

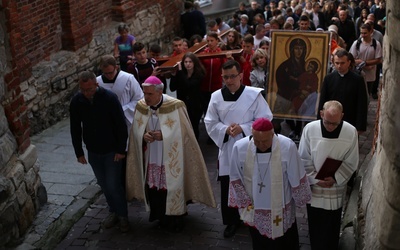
(224, 224), (239, 238)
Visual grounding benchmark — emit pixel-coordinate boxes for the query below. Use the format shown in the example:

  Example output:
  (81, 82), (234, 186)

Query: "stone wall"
(358, 0), (400, 249)
(0, 1), (181, 247)
(0, 6), (45, 247)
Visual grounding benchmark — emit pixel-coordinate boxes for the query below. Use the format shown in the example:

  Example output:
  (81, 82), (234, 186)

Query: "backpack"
(354, 38), (377, 75)
(356, 37), (377, 51)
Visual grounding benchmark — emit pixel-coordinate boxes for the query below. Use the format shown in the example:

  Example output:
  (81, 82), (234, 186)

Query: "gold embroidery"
(136, 100), (149, 115)
(158, 99), (186, 114)
(164, 117), (176, 129)
(168, 141), (180, 178)
(136, 116), (144, 128)
(169, 189), (183, 212)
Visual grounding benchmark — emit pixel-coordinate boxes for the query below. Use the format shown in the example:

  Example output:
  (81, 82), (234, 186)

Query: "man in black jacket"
(318, 49), (368, 134)
(70, 71), (129, 232)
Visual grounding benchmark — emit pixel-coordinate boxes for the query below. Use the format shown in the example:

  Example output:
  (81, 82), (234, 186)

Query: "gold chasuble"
(126, 95), (216, 215)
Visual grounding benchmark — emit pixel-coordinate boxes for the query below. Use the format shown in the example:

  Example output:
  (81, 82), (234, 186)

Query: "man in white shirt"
(349, 23), (382, 97)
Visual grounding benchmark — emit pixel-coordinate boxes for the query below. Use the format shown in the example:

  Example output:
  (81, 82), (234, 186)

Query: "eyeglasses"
(102, 68), (116, 76)
(221, 74), (240, 80)
(323, 119), (341, 127)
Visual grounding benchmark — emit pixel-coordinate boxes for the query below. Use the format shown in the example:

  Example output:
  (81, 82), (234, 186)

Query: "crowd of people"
(69, 0), (384, 249)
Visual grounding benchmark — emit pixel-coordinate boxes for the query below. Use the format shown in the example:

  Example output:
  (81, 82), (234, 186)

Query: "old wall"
(358, 0), (400, 249)
(0, 0), (182, 247)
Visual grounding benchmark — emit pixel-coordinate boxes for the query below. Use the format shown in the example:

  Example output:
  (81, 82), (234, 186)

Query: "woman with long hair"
(322, 1), (336, 26)
(170, 52), (206, 139)
(355, 8), (370, 37)
(223, 29), (242, 50)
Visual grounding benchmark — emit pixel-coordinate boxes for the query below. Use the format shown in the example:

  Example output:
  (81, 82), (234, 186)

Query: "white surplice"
(298, 120), (359, 210)
(204, 86), (273, 176)
(229, 134), (312, 239)
(97, 70), (143, 131)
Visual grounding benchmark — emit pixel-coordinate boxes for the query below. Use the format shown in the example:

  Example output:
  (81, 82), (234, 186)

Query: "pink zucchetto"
(143, 76), (162, 85)
(252, 118), (274, 131)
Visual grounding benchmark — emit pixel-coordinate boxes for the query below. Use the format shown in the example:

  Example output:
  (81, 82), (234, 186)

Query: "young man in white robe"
(204, 60), (273, 238)
(298, 100), (359, 250)
(229, 118), (311, 249)
(126, 76), (216, 232)
(97, 55), (143, 132)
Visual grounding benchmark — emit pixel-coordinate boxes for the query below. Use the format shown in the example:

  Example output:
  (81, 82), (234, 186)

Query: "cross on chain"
(273, 215), (282, 226)
(258, 181), (266, 193)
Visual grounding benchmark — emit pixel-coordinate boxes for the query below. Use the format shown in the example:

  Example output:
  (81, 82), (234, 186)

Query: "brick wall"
(1, 0), (182, 153)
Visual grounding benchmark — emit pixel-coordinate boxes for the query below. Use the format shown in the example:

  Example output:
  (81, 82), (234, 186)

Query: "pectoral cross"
(273, 215), (282, 226)
(258, 181), (265, 193)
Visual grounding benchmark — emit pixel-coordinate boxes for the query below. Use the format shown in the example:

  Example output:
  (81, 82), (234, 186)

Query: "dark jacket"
(309, 11), (326, 29)
(70, 87), (128, 157)
(318, 71), (368, 132)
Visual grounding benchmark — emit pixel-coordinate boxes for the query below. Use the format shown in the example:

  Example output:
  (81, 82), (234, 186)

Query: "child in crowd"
(240, 34), (254, 86)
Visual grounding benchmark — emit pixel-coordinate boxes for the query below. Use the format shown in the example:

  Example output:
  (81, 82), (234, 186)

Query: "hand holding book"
(315, 157), (342, 180)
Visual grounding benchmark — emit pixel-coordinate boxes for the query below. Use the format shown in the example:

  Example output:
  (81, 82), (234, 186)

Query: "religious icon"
(267, 30), (330, 120)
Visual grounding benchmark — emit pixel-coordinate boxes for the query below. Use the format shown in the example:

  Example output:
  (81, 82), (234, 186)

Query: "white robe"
(204, 86), (273, 176)
(229, 134), (311, 238)
(97, 70), (143, 131)
(298, 120), (359, 210)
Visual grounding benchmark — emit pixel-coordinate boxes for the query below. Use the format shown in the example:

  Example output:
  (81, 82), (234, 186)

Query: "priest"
(205, 59), (273, 238)
(298, 100), (359, 250)
(126, 76), (216, 232)
(229, 118), (311, 249)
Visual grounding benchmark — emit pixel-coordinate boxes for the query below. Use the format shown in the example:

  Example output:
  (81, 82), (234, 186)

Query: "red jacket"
(200, 47), (225, 92)
(240, 51), (253, 86)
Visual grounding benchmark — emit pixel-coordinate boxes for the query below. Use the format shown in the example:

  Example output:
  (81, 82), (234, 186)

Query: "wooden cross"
(258, 181), (266, 193)
(273, 215), (282, 226)
(156, 29), (242, 72)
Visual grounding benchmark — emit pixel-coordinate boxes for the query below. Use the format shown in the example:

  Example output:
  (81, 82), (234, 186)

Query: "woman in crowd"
(114, 23), (136, 71)
(322, 1), (337, 27)
(250, 48), (269, 98)
(355, 8), (370, 37)
(259, 40), (270, 54)
(170, 52), (206, 139)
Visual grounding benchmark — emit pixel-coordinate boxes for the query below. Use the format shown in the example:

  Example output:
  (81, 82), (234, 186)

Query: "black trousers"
(249, 221), (300, 250)
(307, 204), (342, 250)
(219, 175), (240, 225)
(186, 100), (203, 140)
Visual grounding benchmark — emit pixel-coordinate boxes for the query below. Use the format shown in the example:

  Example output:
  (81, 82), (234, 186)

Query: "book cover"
(315, 158), (343, 180)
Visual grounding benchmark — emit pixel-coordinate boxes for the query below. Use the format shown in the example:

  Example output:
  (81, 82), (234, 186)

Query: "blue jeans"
(88, 151), (127, 217)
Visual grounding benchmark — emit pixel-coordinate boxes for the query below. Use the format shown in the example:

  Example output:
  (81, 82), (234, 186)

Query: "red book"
(315, 158), (343, 180)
